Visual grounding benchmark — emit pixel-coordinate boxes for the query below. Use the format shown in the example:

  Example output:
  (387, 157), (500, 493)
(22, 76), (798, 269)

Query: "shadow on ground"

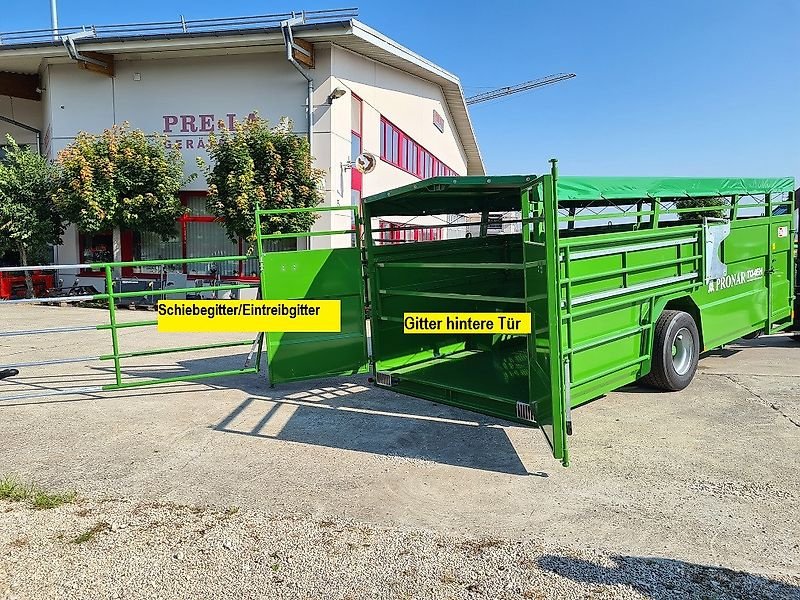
(211, 381), (536, 476)
(538, 554), (799, 600)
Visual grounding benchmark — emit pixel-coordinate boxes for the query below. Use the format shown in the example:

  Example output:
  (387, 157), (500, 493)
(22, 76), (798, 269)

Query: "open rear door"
(257, 207), (369, 384)
(523, 172), (570, 466)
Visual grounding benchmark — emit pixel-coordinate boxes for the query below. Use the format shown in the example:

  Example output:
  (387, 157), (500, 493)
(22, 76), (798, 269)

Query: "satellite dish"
(355, 152), (377, 174)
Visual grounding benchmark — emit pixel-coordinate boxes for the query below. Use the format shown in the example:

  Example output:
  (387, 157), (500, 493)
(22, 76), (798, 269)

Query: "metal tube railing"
(0, 253), (265, 400)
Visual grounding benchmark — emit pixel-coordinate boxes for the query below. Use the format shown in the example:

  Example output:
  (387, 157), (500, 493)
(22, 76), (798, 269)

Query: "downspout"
(0, 115), (41, 155)
(281, 15), (313, 157)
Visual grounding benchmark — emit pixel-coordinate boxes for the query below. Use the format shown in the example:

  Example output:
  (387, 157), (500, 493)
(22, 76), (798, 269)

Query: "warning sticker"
(778, 226), (788, 238)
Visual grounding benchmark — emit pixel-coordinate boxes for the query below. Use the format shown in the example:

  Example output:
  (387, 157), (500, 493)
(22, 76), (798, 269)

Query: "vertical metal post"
(652, 196), (661, 229)
(104, 265), (122, 386)
(50, 0), (60, 40)
(545, 158), (569, 466)
(766, 193), (773, 333)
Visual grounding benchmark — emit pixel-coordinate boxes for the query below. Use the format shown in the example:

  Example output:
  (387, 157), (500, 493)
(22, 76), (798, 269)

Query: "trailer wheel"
(643, 310), (699, 391)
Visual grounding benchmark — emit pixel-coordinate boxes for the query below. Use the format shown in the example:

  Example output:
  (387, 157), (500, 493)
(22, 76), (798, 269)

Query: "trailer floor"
(387, 338), (529, 406)
(0, 305), (798, 597)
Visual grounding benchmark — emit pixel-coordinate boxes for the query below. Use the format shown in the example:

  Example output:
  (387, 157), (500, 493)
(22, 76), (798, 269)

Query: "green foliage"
(54, 123), (191, 239)
(200, 115), (324, 248)
(0, 137), (64, 265)
(0, 475), (76, 509)
(677, 196), (730, 222)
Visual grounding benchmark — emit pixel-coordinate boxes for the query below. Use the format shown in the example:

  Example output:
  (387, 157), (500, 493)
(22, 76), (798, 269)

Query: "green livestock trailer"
(257, 161), (796, 466)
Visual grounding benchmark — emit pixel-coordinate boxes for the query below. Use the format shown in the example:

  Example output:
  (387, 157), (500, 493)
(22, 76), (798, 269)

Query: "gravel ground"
(1, 497), (799, 600)
(1, 305), (799, 599)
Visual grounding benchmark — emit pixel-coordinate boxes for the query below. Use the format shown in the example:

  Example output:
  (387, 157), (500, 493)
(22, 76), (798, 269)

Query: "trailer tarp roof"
(556, 177), (796, 201)
(363, 175), (796, 217)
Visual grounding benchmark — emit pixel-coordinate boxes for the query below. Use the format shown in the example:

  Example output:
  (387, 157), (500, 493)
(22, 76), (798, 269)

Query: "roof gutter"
(280, 15), (313, 157)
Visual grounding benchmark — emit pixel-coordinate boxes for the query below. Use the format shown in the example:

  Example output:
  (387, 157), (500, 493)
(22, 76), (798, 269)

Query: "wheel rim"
(671, 327), (693, 376)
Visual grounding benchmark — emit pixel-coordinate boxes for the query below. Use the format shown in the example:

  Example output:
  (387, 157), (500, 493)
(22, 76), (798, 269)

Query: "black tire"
(642, 310), (700, 391)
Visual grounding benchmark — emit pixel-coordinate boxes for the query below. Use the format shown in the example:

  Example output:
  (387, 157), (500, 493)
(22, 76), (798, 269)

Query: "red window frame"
(351, 94), (363, 201)
(377, 219), (443, 244)
(128, 192), (257, 281)
(379, 116), (457, 180)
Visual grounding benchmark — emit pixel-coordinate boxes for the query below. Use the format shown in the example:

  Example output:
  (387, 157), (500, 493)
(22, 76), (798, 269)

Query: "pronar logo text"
(707, 267), (764, 293)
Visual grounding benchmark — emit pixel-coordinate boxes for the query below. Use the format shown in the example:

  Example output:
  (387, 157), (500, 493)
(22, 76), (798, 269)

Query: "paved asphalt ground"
(0, 304), (798, 599)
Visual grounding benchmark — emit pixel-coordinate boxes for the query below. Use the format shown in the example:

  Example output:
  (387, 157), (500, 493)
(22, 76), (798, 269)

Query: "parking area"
(1, 304), (799, 597)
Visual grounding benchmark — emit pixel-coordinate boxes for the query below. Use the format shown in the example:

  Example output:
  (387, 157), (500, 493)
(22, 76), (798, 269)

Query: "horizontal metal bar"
(0, 295), (97, 305)
(570, 273), (698, 306)
(1, 356), (99, 369)
(378, 289), (526, 304)
(92, 255), (254, 269)
(0, 263), (92, 272)
(0, 386), (105, 402)
(561, 225), (699, 248)
(567, 236), (697, 260)
(109, 283), (256, 299)
(370, 218), (529, 234)
(100, 339), (255, 360)
(0, 325), (99, 337)
(377, 262), (524, 270)
(96, 320), (157, 330)
(565, 324), (650, 355)
(259, 229), (354, 240)
(102, 367), (258, 391)
(562, 254), (702, 284)
(560, 210), (656, 223)
(257, 206), (358, 215)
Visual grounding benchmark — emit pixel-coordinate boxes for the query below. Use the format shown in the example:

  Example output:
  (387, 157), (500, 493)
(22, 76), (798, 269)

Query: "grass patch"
(0, 475), (76, 510)
(72, 521), (110, 544)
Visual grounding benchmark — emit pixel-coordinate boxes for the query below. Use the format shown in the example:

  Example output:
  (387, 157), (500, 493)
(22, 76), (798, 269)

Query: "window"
(80, 232), (114, 264)
(379, 117), (457, 180)
(377, 220), (443, 244)
(130, 193), (296, 280)
(79, 193), (298, 280)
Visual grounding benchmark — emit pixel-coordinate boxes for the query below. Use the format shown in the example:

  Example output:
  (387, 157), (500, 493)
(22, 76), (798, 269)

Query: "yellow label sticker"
(157, 300), (341, 333)
(403, 312), (531, 334)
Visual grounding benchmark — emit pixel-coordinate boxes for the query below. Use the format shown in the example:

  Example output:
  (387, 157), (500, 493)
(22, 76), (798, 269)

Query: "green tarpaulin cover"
(556, 177), (796, 201)
(363, 175), (796, 216)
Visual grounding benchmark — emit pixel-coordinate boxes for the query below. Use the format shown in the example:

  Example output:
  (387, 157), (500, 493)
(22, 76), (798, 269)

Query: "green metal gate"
(255, 205), (369, 384)
(0, 255), (262, 400)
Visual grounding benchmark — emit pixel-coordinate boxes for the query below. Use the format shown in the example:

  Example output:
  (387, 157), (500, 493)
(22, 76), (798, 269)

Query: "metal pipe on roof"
(281, 14), (313, 158)
(50, 0), (59, 40)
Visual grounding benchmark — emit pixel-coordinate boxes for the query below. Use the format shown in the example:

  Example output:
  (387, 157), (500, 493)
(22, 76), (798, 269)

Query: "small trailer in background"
(259, 161), (796, 466)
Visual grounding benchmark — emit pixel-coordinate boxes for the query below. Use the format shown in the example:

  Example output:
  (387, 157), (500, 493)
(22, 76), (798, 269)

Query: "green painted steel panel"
(261, 247), (369, 383)
(319, 171), (795, 466)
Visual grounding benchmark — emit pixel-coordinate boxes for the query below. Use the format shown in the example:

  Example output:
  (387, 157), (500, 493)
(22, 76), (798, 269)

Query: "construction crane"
(465, 72), (576, 106)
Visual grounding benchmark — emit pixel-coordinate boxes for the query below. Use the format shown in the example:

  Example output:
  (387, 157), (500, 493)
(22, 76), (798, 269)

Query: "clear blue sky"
(4, 0), (799, 180)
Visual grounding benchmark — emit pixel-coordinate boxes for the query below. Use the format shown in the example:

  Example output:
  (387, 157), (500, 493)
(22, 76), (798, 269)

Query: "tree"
(54, 123), (191, 267)
(0, 137), (64, 297)
(199, 115), (323, 249)
(677, 196), (730, 222)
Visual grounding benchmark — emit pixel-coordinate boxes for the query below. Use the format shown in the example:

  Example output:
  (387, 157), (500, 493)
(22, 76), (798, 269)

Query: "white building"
(0, 9), (483, 288)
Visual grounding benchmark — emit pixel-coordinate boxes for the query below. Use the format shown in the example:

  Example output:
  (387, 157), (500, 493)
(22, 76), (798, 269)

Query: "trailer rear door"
(524, 174), (570, 465)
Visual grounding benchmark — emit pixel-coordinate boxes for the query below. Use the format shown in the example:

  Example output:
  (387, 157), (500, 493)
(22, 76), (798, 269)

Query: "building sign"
(433, 109), (444, 133)
(161, 112), (256, 150)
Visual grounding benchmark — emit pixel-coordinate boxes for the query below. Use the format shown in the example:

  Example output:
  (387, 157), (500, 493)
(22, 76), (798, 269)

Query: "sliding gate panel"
(257, 207), (368, 384)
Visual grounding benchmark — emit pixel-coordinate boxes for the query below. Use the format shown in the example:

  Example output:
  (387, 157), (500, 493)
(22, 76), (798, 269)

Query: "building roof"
(0, 10), (484, 175)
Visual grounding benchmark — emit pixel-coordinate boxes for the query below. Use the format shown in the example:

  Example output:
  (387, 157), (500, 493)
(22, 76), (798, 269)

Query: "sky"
(3, 0), (798, 180)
